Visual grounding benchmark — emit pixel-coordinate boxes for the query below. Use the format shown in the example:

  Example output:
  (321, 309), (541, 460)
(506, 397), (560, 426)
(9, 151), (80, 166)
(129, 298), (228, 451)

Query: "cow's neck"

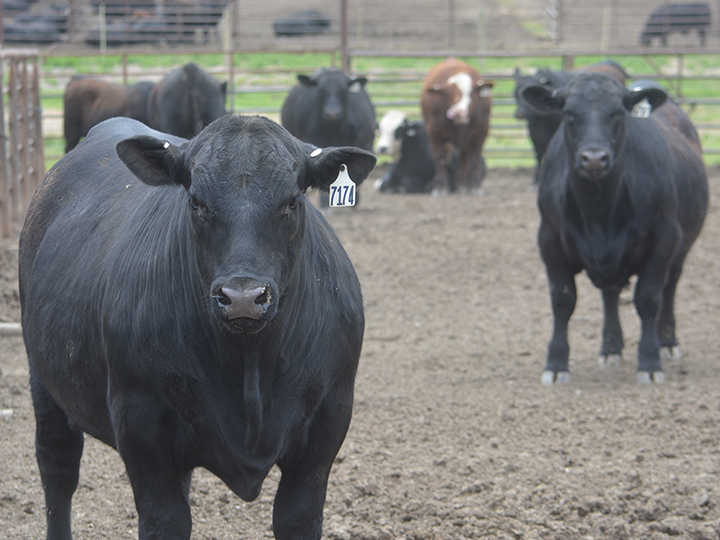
(568, 167), (625, 230)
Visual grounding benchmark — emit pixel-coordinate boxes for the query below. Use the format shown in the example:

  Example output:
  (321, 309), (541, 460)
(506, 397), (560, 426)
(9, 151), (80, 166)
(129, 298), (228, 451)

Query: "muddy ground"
(1, 165), (719, 539)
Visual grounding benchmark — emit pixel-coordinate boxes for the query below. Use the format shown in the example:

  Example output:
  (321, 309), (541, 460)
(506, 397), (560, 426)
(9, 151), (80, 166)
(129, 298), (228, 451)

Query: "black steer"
(522, 73), (708, 385)
(281, 68), (376, 206)
(513, 61), (629, 186)
(147, 62), (227, 140)
(19, 115), (376, 540)
(640, 3), (711, 47)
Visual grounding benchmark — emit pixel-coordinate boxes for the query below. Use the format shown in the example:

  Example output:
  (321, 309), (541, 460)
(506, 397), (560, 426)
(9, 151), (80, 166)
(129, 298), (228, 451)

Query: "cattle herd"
(20, 55), (710, 539)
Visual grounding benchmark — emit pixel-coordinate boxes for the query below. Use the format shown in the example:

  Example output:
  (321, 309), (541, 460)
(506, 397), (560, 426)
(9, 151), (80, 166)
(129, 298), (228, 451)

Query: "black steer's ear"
(116, 136), (189, 189)
(623, 86), (667, 112)
(300, 147), (377, 192)
(297, 74), (315, 87)
(521, 84), (565, 114)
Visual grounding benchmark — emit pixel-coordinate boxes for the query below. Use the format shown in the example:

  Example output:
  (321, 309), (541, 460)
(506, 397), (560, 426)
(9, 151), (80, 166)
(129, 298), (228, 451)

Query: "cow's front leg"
(539, 222), (577, 385)
(274, 389), (353, 540)
(113, 395), (193, 540)
(428, 139), (451, 195)
(460, 147), (486, 195)
(598, 286), (624, 369)
(657, 256), (685, 363)
(634, 223), (682, 383)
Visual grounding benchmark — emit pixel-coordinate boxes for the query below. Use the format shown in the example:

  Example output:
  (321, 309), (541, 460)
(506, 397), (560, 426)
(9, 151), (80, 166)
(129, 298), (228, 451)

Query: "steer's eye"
(284, 196), (300, 217)
(189, 195), (208, 220)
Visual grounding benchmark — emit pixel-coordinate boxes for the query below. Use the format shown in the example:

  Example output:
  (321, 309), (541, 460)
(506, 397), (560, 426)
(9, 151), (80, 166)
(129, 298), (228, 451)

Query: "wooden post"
(0, 57), (9, 239)
(340, 0), (349, 73)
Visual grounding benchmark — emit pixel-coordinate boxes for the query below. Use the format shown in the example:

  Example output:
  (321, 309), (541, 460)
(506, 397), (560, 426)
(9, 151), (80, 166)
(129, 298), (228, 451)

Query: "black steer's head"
(116, 115), (376, 334)
(521, 73), (668, 180)
(297, 68), (368, 124)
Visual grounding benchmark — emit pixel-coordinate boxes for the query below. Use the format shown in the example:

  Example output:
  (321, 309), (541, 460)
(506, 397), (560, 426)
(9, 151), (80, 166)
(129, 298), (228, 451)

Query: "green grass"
(39, 50), (720, 168)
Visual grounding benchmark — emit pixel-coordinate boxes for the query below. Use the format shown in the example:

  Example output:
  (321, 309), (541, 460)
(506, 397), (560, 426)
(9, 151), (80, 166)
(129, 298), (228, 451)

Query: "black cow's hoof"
(660, 346), (682, 363)
(636, 371), (665, 384)
(541, 370), (570, 385)
(598, 353), (621, 369)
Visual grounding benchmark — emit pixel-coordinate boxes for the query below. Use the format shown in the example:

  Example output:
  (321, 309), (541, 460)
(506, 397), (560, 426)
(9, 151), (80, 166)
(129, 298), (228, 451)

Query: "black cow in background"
(63, 62), (226, 153)
(19, 115), (376, 540)
(640, 3), (711, 47)
(147, 63), (228, 140)
(281, 68), (376, 206)
(513, 61), (630, 185)
(522, 73), (708, 385)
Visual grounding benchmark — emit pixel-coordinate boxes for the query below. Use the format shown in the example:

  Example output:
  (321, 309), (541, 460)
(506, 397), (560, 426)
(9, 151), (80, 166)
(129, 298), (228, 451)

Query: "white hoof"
(660, 346), (682, 363)
(541, 370), (570, 385)
(598, 354), (622, 369)
(636, 371), (665, 384)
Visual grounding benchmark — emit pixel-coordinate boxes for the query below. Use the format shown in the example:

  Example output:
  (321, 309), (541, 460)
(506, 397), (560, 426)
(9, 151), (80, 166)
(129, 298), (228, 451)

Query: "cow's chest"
(561, 215), (646, 288)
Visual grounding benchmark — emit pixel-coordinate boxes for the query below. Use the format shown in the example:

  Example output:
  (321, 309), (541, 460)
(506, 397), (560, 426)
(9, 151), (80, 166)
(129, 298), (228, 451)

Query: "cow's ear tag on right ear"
(329, 164), (356, 208)
(632, 98), (652, 118)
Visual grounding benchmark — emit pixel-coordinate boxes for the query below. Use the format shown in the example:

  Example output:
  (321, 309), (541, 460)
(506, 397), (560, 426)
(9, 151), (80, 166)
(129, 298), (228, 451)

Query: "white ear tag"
(632, 98), (652, 118)
(329, 164), (356, 208)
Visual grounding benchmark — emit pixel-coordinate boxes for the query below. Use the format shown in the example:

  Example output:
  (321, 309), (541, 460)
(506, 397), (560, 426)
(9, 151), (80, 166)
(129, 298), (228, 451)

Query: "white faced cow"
(420, 57), (493, 195)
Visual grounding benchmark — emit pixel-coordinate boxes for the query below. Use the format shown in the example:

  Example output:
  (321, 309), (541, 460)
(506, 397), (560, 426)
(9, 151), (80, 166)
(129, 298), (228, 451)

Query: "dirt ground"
(1, 164), (719, 540)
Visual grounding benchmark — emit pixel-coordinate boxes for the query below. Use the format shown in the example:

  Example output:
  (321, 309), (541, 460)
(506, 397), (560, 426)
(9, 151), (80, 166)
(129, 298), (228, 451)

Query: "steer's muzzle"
(212, 279), (276, 334)
(579, 148), (610, 173)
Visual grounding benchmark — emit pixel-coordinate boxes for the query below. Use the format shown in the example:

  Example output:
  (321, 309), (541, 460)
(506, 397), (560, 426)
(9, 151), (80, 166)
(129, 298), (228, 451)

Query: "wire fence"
(2, 0), (719, 52)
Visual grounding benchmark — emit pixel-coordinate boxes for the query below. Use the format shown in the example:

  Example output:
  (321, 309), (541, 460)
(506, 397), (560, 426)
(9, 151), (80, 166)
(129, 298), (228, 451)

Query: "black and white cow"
(521, 73), (708, 385)
(375, 109), (408, 159)
(375, 119), (454, 194)
(19, 115), (376, 540)
(281, 68), (376, 205)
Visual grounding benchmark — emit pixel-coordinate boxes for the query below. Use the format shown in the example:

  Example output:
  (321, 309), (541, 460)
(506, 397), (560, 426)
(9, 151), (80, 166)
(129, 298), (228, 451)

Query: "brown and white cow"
(420, 58), (493, 195)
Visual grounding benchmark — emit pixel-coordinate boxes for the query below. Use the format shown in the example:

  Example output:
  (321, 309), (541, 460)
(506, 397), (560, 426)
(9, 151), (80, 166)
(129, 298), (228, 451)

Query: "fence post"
(0, 58), (9, 238)
(340, 0), (349, 73)
(0, 50), (44, 239)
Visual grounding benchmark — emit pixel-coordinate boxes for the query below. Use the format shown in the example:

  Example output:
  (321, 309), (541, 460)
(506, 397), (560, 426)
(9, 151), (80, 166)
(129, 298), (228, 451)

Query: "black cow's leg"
(113, 397), (193, 540)
(30, 360), (84, 540)
(274, 389), (353, 540)
(657, 257), (684, 363)
(634, 223), (681, 383)
(598, 286), (624, 369)
(539, 222), (577, 385)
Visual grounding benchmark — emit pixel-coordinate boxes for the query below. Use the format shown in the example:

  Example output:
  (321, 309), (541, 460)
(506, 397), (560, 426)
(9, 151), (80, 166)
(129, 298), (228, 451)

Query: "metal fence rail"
(34, 48), (720, 168)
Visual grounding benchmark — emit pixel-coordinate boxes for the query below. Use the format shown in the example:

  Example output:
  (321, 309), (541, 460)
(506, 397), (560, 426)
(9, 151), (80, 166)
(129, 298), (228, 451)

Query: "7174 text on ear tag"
(329, 164), (356, 208)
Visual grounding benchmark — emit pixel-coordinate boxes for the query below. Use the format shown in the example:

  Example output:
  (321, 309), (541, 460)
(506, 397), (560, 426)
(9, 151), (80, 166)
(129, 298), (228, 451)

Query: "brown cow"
(421, 57), (493, 195)
(63, 76), (155, 153)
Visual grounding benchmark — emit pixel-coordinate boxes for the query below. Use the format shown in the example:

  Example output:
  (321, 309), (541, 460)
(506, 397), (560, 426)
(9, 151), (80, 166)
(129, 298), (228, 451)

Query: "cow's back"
(149, 63), (227, 138)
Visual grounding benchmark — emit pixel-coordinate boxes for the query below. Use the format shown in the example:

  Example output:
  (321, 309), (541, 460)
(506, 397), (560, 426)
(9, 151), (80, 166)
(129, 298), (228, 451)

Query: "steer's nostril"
(255, 288), (270, 306)
(213, 291), (231, 307)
